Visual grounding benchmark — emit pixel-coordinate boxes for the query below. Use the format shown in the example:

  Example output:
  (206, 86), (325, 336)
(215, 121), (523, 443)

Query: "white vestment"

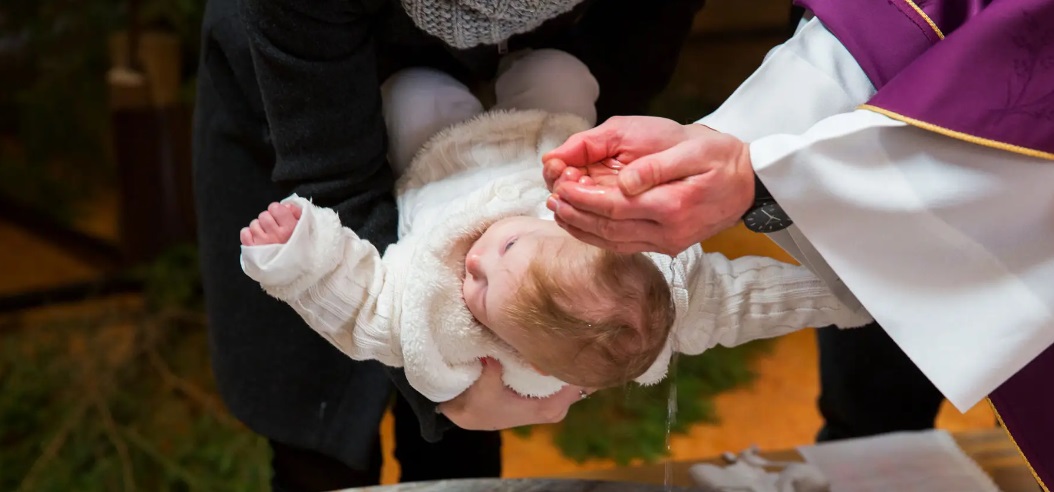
(701, 17), (1054, 411)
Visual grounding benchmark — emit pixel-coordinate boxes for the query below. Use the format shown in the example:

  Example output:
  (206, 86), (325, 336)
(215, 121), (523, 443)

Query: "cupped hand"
(549, 158), (625, 190)
(543, 116), (696, 193)
(438, 358), (590, 431)
(542, 117), (755, 255)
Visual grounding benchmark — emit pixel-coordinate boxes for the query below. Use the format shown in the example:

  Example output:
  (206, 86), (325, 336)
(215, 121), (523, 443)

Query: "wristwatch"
(742, 173), (793, 233)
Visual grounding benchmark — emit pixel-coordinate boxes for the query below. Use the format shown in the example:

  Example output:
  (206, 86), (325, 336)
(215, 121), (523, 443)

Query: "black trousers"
(815, 322), (945, 442)
(270, 393), (502, 491)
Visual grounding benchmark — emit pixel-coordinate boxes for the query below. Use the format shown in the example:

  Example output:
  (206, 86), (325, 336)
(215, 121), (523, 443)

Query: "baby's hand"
(240, 202), (302, 246)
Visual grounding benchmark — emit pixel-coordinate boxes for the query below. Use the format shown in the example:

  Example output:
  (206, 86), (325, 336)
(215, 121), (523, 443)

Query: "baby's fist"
(240, 202), (302, 246)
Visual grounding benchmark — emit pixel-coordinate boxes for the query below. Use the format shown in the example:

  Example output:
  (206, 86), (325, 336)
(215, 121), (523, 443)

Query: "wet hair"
(503, 239), (674, 388)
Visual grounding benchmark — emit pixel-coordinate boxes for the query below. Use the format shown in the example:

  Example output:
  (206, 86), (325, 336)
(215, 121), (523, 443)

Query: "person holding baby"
(192, 0), (708, 490)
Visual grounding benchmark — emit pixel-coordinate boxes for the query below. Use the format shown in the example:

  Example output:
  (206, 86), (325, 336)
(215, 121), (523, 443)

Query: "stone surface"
(350, 478), (706, 492)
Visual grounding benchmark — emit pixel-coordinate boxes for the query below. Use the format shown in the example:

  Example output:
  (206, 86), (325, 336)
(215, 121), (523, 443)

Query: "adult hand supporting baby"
(438, 358), (588, 431)
(541, 116), (756, 255)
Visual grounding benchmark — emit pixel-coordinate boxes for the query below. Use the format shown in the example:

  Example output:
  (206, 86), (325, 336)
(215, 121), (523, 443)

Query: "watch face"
(744, 202), (792, 233)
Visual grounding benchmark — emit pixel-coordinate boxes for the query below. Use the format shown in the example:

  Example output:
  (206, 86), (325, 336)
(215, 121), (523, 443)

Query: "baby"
(244, 198), (674, 392)
(241, 51), (871, 403)
(241, 111), (678, 402)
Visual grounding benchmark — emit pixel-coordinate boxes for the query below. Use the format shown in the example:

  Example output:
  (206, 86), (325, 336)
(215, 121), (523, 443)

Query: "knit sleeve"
(240, 196), (403, 367)
(238, 0), (398, 244)
(673, 248), (873, 355)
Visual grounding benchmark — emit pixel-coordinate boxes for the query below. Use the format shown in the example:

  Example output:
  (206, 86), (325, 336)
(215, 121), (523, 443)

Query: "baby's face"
(463, 217), (572, 355)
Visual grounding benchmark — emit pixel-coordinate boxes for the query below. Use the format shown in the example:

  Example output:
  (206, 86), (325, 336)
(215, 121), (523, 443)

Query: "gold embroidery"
(860, 104), (1054, 161)
(987, 398), (1049, 492)
(901, 0), (945, 39)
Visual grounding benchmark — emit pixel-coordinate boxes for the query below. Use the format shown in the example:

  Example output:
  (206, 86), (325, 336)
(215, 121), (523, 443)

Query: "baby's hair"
(503, 239), (674, 388)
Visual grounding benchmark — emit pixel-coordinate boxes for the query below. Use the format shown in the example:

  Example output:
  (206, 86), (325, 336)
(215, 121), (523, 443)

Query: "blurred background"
(0, 0), (995, 490)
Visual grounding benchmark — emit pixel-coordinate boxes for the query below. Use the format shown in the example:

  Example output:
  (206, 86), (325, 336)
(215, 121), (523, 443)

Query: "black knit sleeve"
(238, 0), (396, 236)
(239, 0), (450, 441)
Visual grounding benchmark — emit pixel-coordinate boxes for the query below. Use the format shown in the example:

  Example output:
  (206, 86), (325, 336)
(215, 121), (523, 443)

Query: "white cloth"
(244, 110), (588, 402)
(701, 17), (1054, 410)
(752, 113), (1054, 411)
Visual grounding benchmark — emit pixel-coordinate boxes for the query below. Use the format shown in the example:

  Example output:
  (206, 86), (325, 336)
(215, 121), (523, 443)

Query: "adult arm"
(240, 0), (395, 226)
(542, 17), (874, 254)
(238, 0), (454, 439)
(748, 110), (1054, 411)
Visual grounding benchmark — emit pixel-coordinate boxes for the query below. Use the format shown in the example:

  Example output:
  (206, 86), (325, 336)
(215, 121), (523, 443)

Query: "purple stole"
(796, 0), (1054, 488)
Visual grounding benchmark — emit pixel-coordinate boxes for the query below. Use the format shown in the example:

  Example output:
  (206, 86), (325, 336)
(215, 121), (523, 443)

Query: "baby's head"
(463, 216), (674, 389)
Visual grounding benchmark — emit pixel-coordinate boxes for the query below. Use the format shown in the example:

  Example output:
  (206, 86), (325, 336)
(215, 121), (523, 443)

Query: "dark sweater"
(192, 0), (705, 471)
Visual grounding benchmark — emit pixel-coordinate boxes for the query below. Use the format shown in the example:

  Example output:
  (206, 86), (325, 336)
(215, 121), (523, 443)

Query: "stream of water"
(664, 353), (679, 492)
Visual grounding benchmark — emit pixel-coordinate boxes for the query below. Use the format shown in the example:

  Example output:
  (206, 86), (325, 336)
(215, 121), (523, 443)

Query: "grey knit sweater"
(401, 0), (587, 48)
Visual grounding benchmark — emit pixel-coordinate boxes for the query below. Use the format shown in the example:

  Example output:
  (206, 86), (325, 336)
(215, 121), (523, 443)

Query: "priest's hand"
(542, 116), (755, 255)
(438, 358), (589, 431)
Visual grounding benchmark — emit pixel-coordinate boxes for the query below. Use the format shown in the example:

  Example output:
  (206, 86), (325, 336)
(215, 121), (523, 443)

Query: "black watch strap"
(742, 172), (793, 233)
(751, 171), (773, 206)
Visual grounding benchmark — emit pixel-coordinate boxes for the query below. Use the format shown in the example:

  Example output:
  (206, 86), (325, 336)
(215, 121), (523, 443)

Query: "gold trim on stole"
(987, 398), (1050, 492)
(900, 0), (945, 39)
(860, 105), (1054, 161)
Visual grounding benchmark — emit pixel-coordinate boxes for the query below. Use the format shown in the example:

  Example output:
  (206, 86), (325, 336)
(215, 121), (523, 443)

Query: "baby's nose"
(465, 253), (484, 279)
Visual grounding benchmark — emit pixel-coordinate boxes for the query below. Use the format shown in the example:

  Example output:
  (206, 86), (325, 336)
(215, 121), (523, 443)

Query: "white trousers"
(380, 49), (599, 175)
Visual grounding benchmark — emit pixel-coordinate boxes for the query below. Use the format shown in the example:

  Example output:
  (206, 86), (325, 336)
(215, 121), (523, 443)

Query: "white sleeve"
(697, 16), (875, 141)
(694, 16), (879, 312)
(671, 246), (872, 355)
(749, 110), (1054, 411)
(240, 195), (402, 367)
